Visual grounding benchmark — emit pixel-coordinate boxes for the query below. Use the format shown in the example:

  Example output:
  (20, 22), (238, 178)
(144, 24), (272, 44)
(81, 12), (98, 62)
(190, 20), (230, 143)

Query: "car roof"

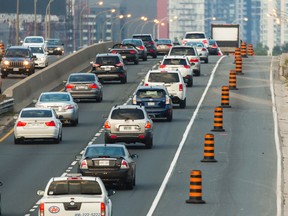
(112, 104), (144, 109)
(132, 34), (152, 36)
(171, 45), (195, 49)
(24, 36), (44, 39)
(136, 85), (168, 91)
(69, 72), (95, 76)
(40, 91), (70, 95)
(148, 69), (181, 74)
(123, 38), (142, 41)
(96, 53), (121, 57)
(87, 143), (126, 148)
(21, 107), (53, 111)
(8, 46), (30, 50)
(163, 55), (188, 59)
(185, 31), (206, 34)
(51, 174), (101, 182)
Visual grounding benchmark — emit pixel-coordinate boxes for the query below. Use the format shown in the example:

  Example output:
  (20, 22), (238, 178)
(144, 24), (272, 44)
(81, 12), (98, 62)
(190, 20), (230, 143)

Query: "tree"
(254, 43), (268, 56)
(272, 45), (282, 56)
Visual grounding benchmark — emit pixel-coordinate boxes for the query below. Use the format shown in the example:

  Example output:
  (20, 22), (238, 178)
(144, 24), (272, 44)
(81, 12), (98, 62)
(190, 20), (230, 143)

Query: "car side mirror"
(74, 98), (80, 103)
(63, 80), (67, 84)
(108, 189), (115, 196)
(58, 115), (64, 120)
(37, 190), (44, 196)
(32, 99), (37, 104)
(131, 154), (138, 159)
(13, 114), (19, 120)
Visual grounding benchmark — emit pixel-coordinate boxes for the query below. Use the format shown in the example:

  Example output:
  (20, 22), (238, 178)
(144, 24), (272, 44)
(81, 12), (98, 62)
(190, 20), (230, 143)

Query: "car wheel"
(134, 59), (139, 65)
(14, 137), (20, 144)
(152, 54), (157, 59)
(104, 134), (112, 144)
(143, 56), (148, 61)
(194, 70), (201, 77)
(167, 111), (173, 122)
(145, 136), (153, 149)
(1, 72), (7, 79)
(187, 77), (193, 87)
(54, 131), (61, 144)
(71, 118), (78, 127)
(120, 76), (127, 84)
(179, 98), (186, 109)
(126, 179), (134, 190)
(205, 58), (208, 63)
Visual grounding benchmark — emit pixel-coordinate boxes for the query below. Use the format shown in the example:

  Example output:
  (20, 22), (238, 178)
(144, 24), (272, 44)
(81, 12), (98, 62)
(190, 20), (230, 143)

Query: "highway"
(0, 55), (278, 216)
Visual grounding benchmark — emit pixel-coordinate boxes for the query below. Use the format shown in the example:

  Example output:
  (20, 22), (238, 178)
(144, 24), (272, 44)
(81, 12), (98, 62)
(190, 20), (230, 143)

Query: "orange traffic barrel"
(229, 69), (238, 90)
(221, 86), (231, 108)
(235, 57), (243, 75)
(201, 134), (217, 163)
(247, 44), (254, 56)
(234, 47), (241, 62)
(0, 42), (4, 55)
(186, 170), (205, 204)
(211, 106), (225, 132)
(241, 41), (248, 58)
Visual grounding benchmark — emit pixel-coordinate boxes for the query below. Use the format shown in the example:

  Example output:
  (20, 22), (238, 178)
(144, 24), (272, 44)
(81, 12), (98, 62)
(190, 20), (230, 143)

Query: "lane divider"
(201, 133), (217, 163)
(211, 106), (225, 132)
(186, 170), (205, 204)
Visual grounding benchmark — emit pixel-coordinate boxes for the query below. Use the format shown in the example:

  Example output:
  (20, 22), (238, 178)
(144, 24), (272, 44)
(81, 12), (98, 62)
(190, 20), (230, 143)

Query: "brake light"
(104, 121), (110, 129)
(16, 121), (27, 127)
(212, 45), (217, 48)
(179, 83), (183, 91)
(145, 121), (152, 129)
(148, 41), (154, 45)
(45, 121), (56, 127)
(203, 39), (208, 45)
(132, 95), (137, 104)
(201, 48), (207, 51)
(65, 105), (74, 110)
(93, 63), (100, 67)
(39, 203), (44, 216)
(110, 50), (117, 54)
(159, 64), (166, 68)
(129, 50), (136, 54)
(80, 160), (88, 169)
(182, 40), (188, 45)
(115, 62), (123, 67)
(121, 159), (129, 169)
(138, 45), (145, 50)
(89, 83), (98, 89)
(184, 65), (190, 69)
(167, 44), (173, 47)
(190, 58), (199, 63)
(144, 83), (148, 86)
(101, 202), (105, 216)
(165, 95), (170, 104)
(65, 84), (75, 89)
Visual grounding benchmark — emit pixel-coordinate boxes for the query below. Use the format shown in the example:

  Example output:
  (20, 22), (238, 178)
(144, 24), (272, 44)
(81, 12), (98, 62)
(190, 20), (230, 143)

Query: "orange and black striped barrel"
(0, 42), (4, 55)
(186, 170), (205, 204)
(221, 86), (231, 108)
(229, 69), (238, 90)
(241, 41), (248, 58)
(235, 57), (243, 74)
(234, 47), (241, 62)
(201, 134), (217, 162)
(247, 44), (254, 56)
(211, 106), (225, 132)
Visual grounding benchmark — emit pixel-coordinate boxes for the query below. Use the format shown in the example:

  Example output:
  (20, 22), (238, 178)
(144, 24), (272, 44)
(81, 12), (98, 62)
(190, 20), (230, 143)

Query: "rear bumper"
(79, 169), (132, 183)
(105, 131), (152, 144)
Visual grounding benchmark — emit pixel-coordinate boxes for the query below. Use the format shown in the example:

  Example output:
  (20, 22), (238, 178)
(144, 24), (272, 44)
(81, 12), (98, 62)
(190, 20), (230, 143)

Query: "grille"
(10, 61), (24, 67)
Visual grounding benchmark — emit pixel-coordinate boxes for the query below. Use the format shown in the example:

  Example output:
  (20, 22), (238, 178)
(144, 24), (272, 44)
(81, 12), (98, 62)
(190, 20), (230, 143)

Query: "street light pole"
(45, 0), (53, 39)
(16, 0), (19, 45)
(34, 0), (37, 35)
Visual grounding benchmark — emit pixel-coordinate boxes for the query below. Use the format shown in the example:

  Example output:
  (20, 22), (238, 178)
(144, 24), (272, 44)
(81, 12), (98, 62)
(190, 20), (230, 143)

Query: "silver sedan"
(34, 91), (79, 126)
(13, 107), (62, 144)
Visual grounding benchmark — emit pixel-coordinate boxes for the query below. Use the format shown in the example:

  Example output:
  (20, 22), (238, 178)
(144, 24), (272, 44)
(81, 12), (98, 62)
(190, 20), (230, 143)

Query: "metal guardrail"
(0, 98), (14, 115)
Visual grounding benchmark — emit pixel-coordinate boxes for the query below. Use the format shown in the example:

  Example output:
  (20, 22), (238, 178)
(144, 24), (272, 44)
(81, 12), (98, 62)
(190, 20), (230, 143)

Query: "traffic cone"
(201, 134), (217, 162)
(229, 69), (238, 90)
(241, 41), (248, 58)
(186, 170), (205, 204)
(235, 57), (243, 75)
(220, 86), (231, 108)
(211, 106), (225, 132)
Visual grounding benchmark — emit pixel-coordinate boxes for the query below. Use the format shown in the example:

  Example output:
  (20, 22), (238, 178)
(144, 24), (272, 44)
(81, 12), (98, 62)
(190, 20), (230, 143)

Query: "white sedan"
(30, 46), (48, 68)
(13, 107), (62, 144)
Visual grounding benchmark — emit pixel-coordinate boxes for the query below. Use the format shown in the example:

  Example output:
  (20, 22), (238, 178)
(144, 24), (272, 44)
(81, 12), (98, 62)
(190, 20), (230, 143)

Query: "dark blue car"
(132, 86), (173, 121)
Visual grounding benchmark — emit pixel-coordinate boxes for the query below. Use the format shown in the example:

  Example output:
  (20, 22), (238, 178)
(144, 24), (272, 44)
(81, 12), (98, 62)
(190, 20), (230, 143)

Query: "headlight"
(3, 60), (10, 65)
(23, 60), (30, 66)
(56, 47), (61, 50)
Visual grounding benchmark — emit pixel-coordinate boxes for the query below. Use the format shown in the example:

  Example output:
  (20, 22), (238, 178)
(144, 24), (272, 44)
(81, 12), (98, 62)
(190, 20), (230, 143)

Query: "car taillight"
(165, 95), (170, 104)
(190, 58), (199, 63)
(93, 63), (100, 67)
(203, 39), (208, 45)
(138, 45), (145, 50)
(132, 95), (137, 105)
(159, 64), (166, 68)
(202, 48), (207, 51)
(89, 83), (98, 89)
(65, 105), (74, 110)
(39, 203), (44, 216)
(144, 83), (149, 86)
(101, 202), (105, 216)
(167, 44), (173, 47)
(121, 159), (129, 169)
(65, 84), (75, 89)
(184, 65), (190, 69)
(212, 45), (217, 48)
(145, 121), (152, 129)
(16, 121), (27, 127)
(45, 121), (56, 127)
(148, 41), (154, 45)
(110, 50), (117, 54)
(179, 83), (183, 91)
(80, 160), (88, 169)
(115, 62), (123, 67)
(130, 50), (136, 54)
(182, 40), (188, 45)
(104, 121), (110, 129)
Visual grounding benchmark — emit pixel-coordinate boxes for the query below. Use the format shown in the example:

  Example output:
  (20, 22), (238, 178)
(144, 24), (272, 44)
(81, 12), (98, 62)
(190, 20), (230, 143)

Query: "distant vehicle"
(208, 39), (220, 55)
(34, 92), (79, 126)
(77, 143), (138, 189)
(21, 36), (46, 50)
(168, 45), (201, 76)
(144, 70), (187, 108)
(45, 38), (64, 55)
(184, 41), (209, 63)
(158, 55), (193, 87)
(132, 34), (157, 58)
(122, 38), (148, 61)
(210, 24), (240, 55)
(132, 85), (173, 121)
(104, 104), (154, 149)
(13, 107), (63, 144)
(64, 72), (103, 102)
(37, 173), (114, 216)
(155, 38), (173, 55)
(109, 43), (139, 65)
(181, 31), (209, 47)
(90, 53), (127, 84)
(29, 45), (48, 68)
(0, 46), (36, 78)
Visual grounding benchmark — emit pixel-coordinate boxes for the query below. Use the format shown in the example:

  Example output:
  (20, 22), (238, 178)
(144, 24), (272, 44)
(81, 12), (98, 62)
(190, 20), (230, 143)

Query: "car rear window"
(111, 108), (145, 120)
(96, 56), (120, 65)
(163, 58), (187, 65)
(40, 94), (70, 102)
(148, 73), (180, 83)
(68, 74), (96, 82)
(170, 47), (195, 55)
(157, 39), (172, 44)
(48, 180), (102, 195)
(85, 146), (125, 158)
(123, 40), (142, 46)
(185, 33), (205, 39)
(136, 89), (165, 99)
(132, 35), (152, 42)
(20, 110), (52, 118)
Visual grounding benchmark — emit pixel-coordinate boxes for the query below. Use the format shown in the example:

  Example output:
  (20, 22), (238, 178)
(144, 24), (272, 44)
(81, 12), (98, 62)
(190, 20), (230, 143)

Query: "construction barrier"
(247, 44), (254, 56)
(229, 69), (238, 90)
(234, 47), (241, 63)
(241, 41), (248, 58)
(186, 170), (205, 204)
(220, 86), (231, 108)
(0, 41), (4, 55)
(211, 106), (225, 132)
(235, 57), (243, 75)
(201, 134), (217, 162)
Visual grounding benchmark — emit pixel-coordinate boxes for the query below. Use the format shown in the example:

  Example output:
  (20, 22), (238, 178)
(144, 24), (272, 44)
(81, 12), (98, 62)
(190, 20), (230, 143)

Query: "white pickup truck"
(37, 174), (114, 216)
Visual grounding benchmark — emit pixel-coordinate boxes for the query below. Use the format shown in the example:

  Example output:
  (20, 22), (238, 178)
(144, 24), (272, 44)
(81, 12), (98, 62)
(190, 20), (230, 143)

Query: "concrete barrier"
(3, 42), (113, 112)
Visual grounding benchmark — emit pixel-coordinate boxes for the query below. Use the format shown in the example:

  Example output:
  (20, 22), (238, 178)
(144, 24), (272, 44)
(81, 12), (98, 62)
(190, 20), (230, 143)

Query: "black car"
(45, 38), (64, 55)
(0, 46), (36, 78)
(132, 34), (157, 58)
(208, 39), (219, 55)
(90, 53), (128, 83)
(122, 38), (148, 61)
(77, 143), (137, 189)
(109, 43), (139, 65)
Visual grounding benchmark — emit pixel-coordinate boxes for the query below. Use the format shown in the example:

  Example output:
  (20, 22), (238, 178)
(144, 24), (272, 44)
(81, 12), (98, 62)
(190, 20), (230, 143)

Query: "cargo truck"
(210, 24), (240, 55)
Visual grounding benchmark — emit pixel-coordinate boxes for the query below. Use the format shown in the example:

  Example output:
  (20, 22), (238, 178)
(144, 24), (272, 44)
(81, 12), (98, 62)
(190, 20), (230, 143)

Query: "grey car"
(184, 41), (209, 63)
(104, 104), (154, 149)
(64, 72), (103, 102)
(34, 92), (79, 126)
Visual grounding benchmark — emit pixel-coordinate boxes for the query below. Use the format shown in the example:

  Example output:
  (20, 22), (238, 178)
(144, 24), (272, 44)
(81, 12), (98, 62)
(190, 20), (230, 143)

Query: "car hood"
(33, 53), (46, 58)
(2, 57), (30, 61)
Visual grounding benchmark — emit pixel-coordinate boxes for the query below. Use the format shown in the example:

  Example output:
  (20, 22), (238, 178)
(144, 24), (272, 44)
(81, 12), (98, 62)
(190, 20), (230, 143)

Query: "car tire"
(96, 94), (102, 102)
(134, 59), (139, 65)
(54, 131), (62, 144)
(152, 54), (157, 59)
(126, 179), (134, 190)
(14, 137), (21, 144)
(71, 118), (78, 127)
(194, 70), (201, 77)
(167, 111), (173, 122)
(187, 77), (193, 87)
(143, 56), (148, 61)
(205, 58), (208, 63)
(179, 98), (186, 109)
(104, 134), (113, 144)
(145, 136), (153, 149)
(1, 72), (7, 79)
(120, 76), (127, 84)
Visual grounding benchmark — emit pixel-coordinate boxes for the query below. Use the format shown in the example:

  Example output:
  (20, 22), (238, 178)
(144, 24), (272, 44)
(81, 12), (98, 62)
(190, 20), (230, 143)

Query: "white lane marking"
(146, 56), (226, 216)
(270, 56), (282, 216)
(61, 172), (67, 177)
(71, 161), (77, 166)
(29, 209), (35, 212)
(88, 141), (93, 145)
(95, 133), (101, 137)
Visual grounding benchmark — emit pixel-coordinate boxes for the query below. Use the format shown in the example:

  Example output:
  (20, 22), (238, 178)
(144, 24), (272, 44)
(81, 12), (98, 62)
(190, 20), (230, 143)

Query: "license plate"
(147, 102), (155, 106)
(99, 160), (109, 166)
(104, 67), (111, 71)
(122, 56), (126, 59)
(13, 68), (19, 71)
(76, 86), (87, 90)
(119, 126), (138, 131)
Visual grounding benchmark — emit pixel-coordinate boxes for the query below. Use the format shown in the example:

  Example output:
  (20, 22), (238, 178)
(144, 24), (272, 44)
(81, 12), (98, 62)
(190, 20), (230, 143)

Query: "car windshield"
(132, 35), (151, 42)
(68, 74), (96, 82)
(30, 47), (44, 54)
(5, 49), (29, 57)
(136, 89), (165, 99)
(111, 109), (145, 120)
(47, 40), (61, 45)
(85, 146), (125, 158)
(48, 180), (102, 195)
(24, 37), (43, 43)
(185, 33), (205, 39)
(170, 47), (195, 55)
(156, 39), (172, 44)
(163, 58), (187, 65)
(185, 42), (204, 47)
(209, 40), (217, 45)
(20, 110), (52, 118)
(96, 56), (120, 65)
(148, 73), (180, 83)
(40, 94), (70, 102)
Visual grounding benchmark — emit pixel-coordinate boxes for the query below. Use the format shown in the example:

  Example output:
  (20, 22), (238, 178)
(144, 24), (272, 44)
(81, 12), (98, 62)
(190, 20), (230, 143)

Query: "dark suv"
(132, 34), (157, 58)
(90, 53), (127, 84)
(0, 46), (36, 78)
